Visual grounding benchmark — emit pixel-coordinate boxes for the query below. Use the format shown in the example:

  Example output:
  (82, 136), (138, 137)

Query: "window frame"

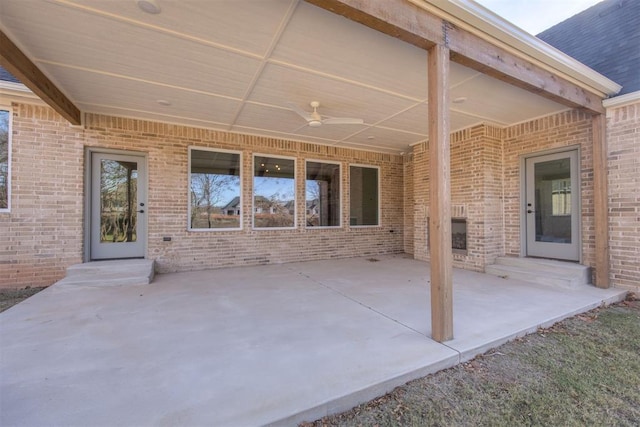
(252, 153), (297, 230)
(349, 164), (381, 228)
(0, 106), (11, 213)
(305, 159), (342, 229)
(187, 146), (243, 232)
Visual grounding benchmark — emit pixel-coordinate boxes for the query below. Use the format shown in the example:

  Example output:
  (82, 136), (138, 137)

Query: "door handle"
(527, 209), (534, 214)
(137, 210), (145, 214)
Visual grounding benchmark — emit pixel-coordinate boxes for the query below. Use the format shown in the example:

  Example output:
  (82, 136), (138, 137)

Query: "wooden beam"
(0, 30), (81, 125)
(447, 27), (605, 115)
(305, 0), (439, 50)
(592, 114), (610, 288)
(428, 44), (453, 342)
(305, 0), (605, 114)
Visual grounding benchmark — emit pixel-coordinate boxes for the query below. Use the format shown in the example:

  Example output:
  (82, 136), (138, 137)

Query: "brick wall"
(0, 105), (85, 287)
(409, 124), (504, 271)
(4, 101), (637, 291)
(607, 100), (640, 291)
(1, 103), (404, 288)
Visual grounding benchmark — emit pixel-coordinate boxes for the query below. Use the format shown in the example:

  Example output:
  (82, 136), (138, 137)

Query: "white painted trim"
(252, 153), (297, 230)
(603, 90), (640, 109)
(348, 163), (382, 228)
(0, 106), (12, 213)
(304, 159), (342, 229)
(0, 82), (44, 106)
(418, 0), (622, 97)
(187, 146), (243, 232)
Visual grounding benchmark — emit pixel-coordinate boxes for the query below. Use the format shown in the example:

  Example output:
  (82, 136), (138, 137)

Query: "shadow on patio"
(0, 255), (625, 426)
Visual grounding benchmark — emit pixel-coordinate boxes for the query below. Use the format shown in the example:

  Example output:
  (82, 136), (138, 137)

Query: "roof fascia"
(418, 0), (622, 97)
(603, 90), (640, 109)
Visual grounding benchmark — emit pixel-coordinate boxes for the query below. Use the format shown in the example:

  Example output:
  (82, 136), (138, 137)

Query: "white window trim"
(0, 105), (11, 213)
(187, 146), (243, 232)
(252, 153), (297, 230)
(349, 163), (381, 228)
(305, 159), (342, 229)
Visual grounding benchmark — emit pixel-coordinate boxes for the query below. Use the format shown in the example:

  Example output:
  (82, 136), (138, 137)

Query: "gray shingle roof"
(537, 0), (640, 95)
(0, 66), (20, 84)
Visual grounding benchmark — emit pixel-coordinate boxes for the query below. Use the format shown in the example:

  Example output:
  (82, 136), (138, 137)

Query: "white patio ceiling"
(0, 0), (569, 154)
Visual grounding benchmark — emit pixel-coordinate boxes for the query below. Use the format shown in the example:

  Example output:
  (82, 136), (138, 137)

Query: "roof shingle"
(537, 0), (640, 95)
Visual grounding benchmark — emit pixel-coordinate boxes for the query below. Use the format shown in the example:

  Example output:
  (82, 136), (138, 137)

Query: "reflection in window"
(254, 155), (295, 228)
(306, 161), (340, 227)
(551, 178), (571, 216)
(350, 165), (379, 226)
(100, 160), (138, 242)
(0, 110), (9, 210)
(190, 149), (241, 229)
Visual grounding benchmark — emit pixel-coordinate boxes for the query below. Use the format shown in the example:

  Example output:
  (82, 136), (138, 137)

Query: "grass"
(304, 293), (640, 426)
(0, 287), (46, 313)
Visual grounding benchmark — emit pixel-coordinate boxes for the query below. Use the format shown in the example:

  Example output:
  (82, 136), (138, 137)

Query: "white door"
(91, 152), (147, 260)
(525, 150), (580, 261)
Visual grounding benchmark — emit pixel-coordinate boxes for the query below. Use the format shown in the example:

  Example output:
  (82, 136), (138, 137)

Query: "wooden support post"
(428, 44), (453, 342)
(592, 114), (610, 288)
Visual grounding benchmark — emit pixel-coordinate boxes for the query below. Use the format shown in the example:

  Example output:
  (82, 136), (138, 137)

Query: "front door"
(90, 152), (147, 260)
(524, 150), (580, 261)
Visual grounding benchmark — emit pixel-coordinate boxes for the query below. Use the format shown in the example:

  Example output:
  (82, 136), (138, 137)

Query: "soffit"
(0, 0), (570, 154)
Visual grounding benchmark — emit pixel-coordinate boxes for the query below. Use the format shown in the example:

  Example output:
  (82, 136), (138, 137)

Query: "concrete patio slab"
(0, 255), (627, 426)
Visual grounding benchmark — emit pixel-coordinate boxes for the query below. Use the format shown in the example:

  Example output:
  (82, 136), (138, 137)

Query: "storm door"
(90, 152), (147, 259)
(524, 150), (580, 261)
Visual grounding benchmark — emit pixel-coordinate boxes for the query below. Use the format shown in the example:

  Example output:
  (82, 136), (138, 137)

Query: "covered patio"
(0, 255), (625, 426)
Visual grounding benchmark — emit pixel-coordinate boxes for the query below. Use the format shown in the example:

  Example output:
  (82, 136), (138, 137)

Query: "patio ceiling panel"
(1, 2), (263, 101)
(343, 126), (426, 151)
(44, 64), (241, 125)
(244, 62), (417, 125)
(451, 73), (569, 124)
(0, 0), (597, 154)
(271, 1), (429, 99)
(55, 0), (294, 57)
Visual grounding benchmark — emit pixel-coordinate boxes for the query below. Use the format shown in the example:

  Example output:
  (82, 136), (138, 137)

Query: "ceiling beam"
(0, 30), (81, 125)
(305, 0), (605, 114)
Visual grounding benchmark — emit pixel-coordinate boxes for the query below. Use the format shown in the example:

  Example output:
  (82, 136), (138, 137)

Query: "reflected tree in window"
(254, 156), (295, 228)
(0, 110), (8, 209)
(190, 149), (241, 229)
(100, 160), (138, 243)
(306, 161), (340, 227)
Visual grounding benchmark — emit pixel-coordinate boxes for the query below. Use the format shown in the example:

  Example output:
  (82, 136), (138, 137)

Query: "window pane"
(254, 156), (295, 228)
(0, 110), (8, 209)
(100, 159), (138, 242)
(306, 162), (340, 227)
(190, 149), (241, 229)
(350, 166), (379, 226)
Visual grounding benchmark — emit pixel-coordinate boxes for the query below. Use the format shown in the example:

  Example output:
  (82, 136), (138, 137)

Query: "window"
(349, 165), (379, 226)
(0, 109), (10, 211)
(189, 148), (241, 230)
(551, 178), (571, 216)
(254, 155), (295, 228)
(306, 161), (340, 227)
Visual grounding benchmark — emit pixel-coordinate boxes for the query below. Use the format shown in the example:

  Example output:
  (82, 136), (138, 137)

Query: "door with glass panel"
(524, 150), (579, 261)
(91, 152), (147, 259)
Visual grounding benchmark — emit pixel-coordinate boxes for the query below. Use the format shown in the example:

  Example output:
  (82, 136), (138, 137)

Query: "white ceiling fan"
(288, 101), (364, 128)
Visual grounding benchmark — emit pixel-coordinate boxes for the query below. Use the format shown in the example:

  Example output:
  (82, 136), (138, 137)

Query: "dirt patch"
(0, 287), (46, 313)
(303, 293), (640, 426)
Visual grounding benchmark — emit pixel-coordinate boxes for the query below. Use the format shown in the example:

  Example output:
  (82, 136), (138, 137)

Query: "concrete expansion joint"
(289, 267), (428, 338)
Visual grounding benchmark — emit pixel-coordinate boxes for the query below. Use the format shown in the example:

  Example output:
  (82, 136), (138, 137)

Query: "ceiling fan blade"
(322, 117), (364, 125)
(286, 102), (314, 122)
